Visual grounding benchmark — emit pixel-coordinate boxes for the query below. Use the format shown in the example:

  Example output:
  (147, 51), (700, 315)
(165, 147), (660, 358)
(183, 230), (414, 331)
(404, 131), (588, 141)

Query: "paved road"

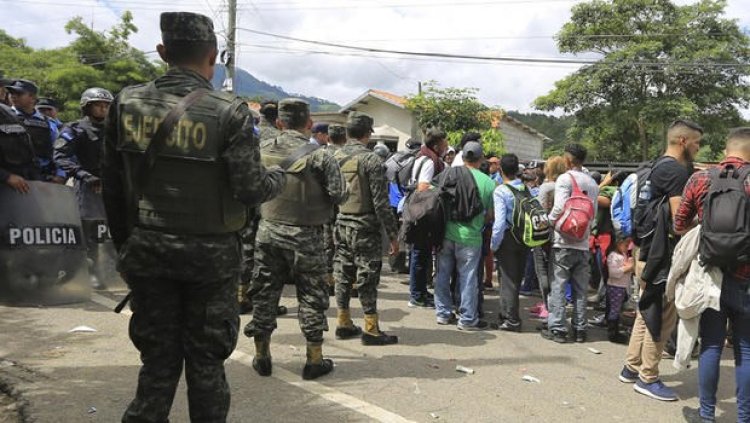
(0, 268), (740, 422)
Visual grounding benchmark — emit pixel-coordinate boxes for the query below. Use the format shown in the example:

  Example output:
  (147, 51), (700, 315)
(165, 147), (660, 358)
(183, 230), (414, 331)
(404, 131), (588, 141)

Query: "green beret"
(161, 12), (217, 43)
(278, 98), (310, 121)
(328, 124), (346, 138)
(346, 111), (374, 133)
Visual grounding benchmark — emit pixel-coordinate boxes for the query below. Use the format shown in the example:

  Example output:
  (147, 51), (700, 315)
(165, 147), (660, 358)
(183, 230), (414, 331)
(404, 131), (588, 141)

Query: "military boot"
(361, 313), (398, 346)
(252, 334), (272, 376)
(302, 341), (334, 380)
(238, 283), (253, 315)
(335, 309), (363, 340)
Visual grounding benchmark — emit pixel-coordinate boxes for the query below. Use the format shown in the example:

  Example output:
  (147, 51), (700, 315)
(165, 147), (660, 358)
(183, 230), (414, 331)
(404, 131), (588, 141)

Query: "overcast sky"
(5, 0), (750, 113)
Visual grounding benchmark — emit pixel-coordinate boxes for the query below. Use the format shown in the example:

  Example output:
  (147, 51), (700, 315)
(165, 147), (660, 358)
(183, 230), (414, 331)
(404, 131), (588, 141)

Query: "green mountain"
(211, 65), (340, 112)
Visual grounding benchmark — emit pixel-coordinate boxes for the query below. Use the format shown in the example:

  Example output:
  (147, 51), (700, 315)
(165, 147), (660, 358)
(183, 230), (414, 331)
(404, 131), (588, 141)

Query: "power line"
(237, 27), (750, 68)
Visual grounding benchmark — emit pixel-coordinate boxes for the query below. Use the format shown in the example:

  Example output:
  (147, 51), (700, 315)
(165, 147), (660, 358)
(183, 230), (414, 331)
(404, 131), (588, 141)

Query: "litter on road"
(68, 326), (97, 333)
(455, 365), (475, 375)
(521, 375), (541, 383)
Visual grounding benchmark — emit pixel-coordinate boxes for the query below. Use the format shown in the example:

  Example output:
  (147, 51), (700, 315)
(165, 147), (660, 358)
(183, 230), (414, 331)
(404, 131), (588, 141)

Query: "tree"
(534, 0), (750, 161)
(0, 12), (163, 122)
(406, 81), (505, 155)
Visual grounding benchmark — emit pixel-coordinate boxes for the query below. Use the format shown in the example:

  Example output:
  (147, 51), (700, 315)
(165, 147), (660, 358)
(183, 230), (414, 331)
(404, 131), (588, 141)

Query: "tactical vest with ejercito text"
(116, 82), (246, 234)
(20, 116), (52, 160)
(259, 137), (331, 226)
(334, 149), (373, 214)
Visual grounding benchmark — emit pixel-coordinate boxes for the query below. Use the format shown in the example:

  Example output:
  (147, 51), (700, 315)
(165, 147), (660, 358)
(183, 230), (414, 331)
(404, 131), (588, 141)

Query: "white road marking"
(90, 292), (416, 423)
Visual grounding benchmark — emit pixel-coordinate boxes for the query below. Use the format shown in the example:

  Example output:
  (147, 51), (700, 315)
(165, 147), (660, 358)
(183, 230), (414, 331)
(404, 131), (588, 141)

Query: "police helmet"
(80, 87), (114, 109)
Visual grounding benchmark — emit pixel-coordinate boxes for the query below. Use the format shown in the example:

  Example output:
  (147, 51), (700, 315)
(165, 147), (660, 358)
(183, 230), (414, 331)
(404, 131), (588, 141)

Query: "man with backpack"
(542, 143), (599, 344)
(491, 153), (549, 331)
(673, 127), (750, 421)
(407, 129), (449, 308)
(618, 119), (703, 402)
(385, 139), (421, 273)
(434, 141), (495, 330)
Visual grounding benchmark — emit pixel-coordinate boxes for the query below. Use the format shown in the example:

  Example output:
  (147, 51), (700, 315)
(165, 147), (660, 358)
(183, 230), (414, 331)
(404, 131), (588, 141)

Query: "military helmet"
(80, 87), (114, 109)
(373, 143), (390, 159)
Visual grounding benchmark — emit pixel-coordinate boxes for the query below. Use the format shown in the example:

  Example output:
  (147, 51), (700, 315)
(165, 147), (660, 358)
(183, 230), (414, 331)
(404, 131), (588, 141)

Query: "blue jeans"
(520, 250), (538, 293)
(435, 239), (481, 327)
(409, 242), (431, 302)
(699, 275), (750, 421)
(548, 248), (591, 333)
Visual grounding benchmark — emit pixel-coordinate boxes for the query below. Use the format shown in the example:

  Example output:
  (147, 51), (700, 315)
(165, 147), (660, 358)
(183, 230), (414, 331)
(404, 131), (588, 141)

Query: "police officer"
(101, 12), (286, 422)
(36, 97), (63, 131)
(5, 79), (64, 183)
(243, 98), (347, 381)
(54, 87), (114, 288)
(333, 112), (400, 345)
(0, 101), (39, 193)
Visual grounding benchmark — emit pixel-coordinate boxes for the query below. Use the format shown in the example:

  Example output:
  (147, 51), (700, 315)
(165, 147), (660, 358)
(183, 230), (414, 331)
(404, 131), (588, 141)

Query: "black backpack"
(399, 186), (447, 247)
(632, 156), (675, 246)
(435, 166), (484, 222)
(384, 150), (418, 191)
(699, 164), (750, 269)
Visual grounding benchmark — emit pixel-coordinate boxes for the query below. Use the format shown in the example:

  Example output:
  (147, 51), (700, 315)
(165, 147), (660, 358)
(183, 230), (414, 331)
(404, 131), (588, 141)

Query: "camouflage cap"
(346, 111), (374, 133)
(160, 12), (217, 43)
(328, 124), (346, 139)
(278, 98), (310, 121)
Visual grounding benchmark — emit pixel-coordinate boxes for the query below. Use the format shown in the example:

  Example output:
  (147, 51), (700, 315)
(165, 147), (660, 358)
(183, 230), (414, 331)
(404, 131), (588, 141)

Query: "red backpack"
(554, 172), (595, 241)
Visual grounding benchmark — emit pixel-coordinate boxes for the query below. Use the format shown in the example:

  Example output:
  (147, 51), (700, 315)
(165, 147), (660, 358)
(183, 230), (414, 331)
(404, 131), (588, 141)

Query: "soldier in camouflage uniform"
(101, 12), (286, 422)
(333, 112), (400, 346)
(238, 99), (283, 313)
(243, 98), (347, 380)
(322, 124), (347, 296)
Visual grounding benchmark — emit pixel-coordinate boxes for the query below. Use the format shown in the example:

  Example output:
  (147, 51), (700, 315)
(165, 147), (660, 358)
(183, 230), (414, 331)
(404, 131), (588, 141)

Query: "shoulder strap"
(135, 88), (210, 190)
(280, 143), (321, 170)
(567, 172), (582, 194)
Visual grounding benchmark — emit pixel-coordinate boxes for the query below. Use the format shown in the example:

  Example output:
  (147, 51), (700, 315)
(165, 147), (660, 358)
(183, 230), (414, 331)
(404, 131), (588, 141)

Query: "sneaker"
(618, 366), (639, 383)
(496, 320), (522, 332)
(457, 320), (489, 331)
(536, 308), (549, 319)
(588, 313), (607, 327)
(541, 329), (567, 343)
(408, 297), (435, 308)
(634, 380), (679, 401)
(519, 290), (533, 297)
(572, 330), (587, 343)
(436, 314), (457, 325)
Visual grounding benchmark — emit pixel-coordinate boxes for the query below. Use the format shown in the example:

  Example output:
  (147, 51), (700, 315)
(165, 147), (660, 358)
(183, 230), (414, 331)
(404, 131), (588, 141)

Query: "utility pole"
(224, 0), (237, 93)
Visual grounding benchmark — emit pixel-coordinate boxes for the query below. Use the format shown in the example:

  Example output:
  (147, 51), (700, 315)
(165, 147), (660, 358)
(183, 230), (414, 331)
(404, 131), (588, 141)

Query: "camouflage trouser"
(122, 274), (239, 423)
(334, 224), (383, 315)
(244, 241), (329, 342)
(239, 215), (260, 303)
(323, 223), (335, 275)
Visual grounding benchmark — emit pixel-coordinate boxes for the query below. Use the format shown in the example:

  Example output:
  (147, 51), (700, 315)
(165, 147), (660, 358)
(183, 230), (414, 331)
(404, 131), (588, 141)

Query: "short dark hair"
(163, 40), (217, 66)
(460, 131), (481, 148)
(424, 128), (446, 148)
(280, 113), (308, 131)
(347, 126), (369, 139)
(260, 100), (278, 123)
(330, 132), (346, 145)
(500, 153), (519, 177)
(564, 143), (587, 165)
(670, 119), (704, 135)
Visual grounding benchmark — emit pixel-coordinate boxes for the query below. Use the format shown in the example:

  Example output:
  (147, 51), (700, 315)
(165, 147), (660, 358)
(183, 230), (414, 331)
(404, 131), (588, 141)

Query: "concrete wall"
(500, 122), (544, 160)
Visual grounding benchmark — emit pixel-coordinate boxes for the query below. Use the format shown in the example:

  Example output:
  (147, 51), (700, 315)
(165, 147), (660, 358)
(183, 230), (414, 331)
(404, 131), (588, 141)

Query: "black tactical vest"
(19, 114), (52, 160)
(0, 104), (35, 174)
(67, 118), (103, 177)
(116, 82), (247, 234)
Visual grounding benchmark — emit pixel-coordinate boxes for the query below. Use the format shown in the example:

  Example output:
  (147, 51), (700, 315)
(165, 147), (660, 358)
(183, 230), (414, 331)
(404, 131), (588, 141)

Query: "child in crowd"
(606, 236), (634, 344)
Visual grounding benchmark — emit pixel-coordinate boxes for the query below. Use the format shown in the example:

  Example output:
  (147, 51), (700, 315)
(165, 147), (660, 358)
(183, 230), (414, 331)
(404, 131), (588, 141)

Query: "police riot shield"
(0, 181), (90, 305)
(76, 180), (126, 290)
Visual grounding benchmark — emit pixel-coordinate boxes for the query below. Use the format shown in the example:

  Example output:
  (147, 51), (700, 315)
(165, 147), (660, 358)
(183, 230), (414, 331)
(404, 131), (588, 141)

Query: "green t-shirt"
(445, 168), (496, 247)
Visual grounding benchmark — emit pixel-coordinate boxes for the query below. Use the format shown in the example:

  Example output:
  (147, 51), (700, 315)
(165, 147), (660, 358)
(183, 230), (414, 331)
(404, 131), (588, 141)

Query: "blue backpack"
(610, 173), (637, 238)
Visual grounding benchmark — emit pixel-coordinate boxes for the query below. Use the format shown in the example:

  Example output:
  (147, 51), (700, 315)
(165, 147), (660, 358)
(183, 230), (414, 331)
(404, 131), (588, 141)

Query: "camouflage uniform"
(101, 12), (286, 423)
(322, 124), (347, 293)
(333, 113), (399, 345)
(243, 121), (346, 343)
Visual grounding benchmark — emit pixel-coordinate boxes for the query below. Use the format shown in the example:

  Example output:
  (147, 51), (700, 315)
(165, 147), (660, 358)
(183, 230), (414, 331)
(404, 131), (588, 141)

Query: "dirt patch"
(0, 390), (20, 423)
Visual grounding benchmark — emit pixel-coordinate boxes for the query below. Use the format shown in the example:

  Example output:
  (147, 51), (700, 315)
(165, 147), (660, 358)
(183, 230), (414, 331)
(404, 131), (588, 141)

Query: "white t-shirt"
(411, 156), (436, 185)
(452, 151), (464, 168)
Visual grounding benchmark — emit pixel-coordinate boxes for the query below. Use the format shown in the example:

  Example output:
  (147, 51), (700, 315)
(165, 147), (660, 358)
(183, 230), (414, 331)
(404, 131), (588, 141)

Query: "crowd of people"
(1, 10), (749, 423)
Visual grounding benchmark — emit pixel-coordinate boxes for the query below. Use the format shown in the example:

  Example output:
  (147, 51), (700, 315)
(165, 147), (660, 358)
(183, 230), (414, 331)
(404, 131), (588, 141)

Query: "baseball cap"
(462, 141), (483, 161)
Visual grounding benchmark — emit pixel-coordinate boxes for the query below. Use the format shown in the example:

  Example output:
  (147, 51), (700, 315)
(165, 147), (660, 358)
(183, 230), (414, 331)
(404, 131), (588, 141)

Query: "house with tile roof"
(334, 89), (548, 159)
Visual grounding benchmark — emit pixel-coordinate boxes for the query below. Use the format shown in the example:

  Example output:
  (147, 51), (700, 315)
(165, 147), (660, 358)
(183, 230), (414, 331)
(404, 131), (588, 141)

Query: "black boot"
(302, 342), (334, 380)
(607, 320), (628, 344)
